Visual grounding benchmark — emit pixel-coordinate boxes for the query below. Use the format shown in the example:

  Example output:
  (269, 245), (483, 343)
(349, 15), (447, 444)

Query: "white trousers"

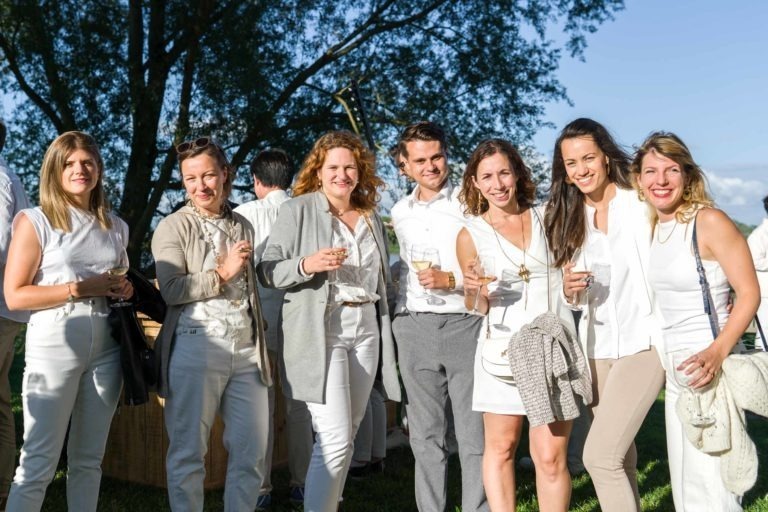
(663, 351), (742, 512)
(304, 304), (379, 512)
(261, 350), (313, 493)
(164, 327), (269, 512)
(8, 300), (122, 512)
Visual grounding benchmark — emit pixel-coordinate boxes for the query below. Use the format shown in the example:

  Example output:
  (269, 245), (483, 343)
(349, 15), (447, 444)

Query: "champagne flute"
(410, 244), (439, 301)
(471, 252), (496, 313)
(329, 238), (353, 285)
(672, 350), (715, 427)
(108, 242), (132, 308)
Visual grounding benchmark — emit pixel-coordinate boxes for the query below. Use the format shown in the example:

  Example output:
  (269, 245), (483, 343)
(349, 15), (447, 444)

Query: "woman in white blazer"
(543, 118), (665, 512)
(258, 131), (400, 512)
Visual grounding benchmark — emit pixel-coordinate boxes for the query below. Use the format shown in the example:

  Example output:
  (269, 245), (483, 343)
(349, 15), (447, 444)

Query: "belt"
(340, 300), (374, 307)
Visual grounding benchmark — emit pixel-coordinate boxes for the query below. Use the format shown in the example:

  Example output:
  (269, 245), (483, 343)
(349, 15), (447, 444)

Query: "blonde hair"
(40, 131), (112, 232)
(630, 131), (713, 226)
(293, 131), (382, 212)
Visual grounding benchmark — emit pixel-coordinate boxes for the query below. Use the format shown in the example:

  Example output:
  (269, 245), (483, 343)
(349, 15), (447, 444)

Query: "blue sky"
(532, 0), (768, 225)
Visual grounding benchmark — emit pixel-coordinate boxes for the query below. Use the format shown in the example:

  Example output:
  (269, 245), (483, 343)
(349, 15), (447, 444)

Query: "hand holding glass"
(108, 244), (132, 307)
(471, 252), (495, 313)
(410, 245), (439, 301)
(672, 350), (715, 427)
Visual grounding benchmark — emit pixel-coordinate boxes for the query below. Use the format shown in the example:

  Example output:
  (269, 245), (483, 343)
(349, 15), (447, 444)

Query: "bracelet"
(65, 282), (75, 303)
(447, 271), (456, 290)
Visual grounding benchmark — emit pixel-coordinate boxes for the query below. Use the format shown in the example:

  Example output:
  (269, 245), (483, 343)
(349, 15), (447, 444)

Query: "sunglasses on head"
(175, 136), (215, 154)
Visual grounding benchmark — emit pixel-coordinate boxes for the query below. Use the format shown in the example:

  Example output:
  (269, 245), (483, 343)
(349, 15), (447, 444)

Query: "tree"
(0, 0), (623, 267)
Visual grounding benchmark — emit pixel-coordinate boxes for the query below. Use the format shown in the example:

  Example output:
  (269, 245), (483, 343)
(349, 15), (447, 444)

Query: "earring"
(606, 159), (610, 175)
(682, 186), (692, 201)
(637, 189), (645, 202)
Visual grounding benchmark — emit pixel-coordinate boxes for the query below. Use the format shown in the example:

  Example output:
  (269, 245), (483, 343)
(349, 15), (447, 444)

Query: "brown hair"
(397, 121), (447, 159)
(544, 118), (631, 267)
(39, 131), (112, 232)
(459, 139), (536, 216)
(630, 131), (713, 225)
(293, 131), (382, 212)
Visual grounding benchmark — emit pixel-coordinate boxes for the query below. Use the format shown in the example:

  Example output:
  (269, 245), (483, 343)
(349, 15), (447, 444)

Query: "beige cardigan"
(151, 206), (272, 397)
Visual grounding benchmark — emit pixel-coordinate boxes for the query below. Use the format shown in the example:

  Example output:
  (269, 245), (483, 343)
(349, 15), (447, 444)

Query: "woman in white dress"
(456, 139), (576, 511)
(633, 132), (758, 511)
(4, 131), (132, 511)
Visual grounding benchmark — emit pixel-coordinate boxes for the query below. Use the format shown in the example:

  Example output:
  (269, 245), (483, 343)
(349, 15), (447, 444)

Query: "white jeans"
(165, 327), (269, 512)
(304, 304), (379, 512)
(664, 351), (742, 512)
(8, 299), (122, 512)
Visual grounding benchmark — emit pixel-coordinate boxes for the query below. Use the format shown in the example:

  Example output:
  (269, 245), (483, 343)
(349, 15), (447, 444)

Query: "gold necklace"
(487, 209), (530, 283)
(656, 220), (678, 244)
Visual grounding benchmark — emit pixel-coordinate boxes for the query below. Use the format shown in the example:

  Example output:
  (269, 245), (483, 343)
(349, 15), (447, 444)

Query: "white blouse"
(329, 214), (381, 306)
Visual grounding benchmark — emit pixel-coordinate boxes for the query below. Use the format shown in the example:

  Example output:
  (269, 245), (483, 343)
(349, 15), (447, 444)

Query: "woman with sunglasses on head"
(4, 132), (133, 511)
(633, 132), (757, 511)
(457, 139), (582, 511)
(151, 137), (271, 511)
(257, 131), (400, 512)
(543, 119), (665, 511)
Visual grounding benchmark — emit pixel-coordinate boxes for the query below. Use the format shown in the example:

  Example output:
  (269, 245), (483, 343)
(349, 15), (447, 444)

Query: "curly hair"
(293, 131), (382, 212)
(40, 131), (112, 232)
(459, 139), (536, 216)
(630, 131), (713, 225)
(544, 118), (631, 267)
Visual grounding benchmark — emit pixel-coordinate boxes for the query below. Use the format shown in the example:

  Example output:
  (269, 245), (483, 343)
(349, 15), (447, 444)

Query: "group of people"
(0, 114), (764, 512)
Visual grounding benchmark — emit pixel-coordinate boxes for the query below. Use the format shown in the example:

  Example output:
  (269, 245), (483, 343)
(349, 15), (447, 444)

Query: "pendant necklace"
(488, 209), (531, 283)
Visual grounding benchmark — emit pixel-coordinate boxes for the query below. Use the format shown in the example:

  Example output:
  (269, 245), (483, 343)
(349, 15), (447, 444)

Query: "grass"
(7, 331), (768, 511)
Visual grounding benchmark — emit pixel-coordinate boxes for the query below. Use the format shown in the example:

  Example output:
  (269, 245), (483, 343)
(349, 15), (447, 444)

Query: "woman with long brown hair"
(543, 119), (665, 511)
(258, 130), (400, 512)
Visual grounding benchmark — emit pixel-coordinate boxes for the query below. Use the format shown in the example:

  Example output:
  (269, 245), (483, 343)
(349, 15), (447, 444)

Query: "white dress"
(468, 208), (574, 414)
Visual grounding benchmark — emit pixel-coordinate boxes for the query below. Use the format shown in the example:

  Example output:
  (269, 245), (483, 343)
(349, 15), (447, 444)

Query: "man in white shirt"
(747, 195), (768, 350)
(391, 122), (487, 512)
(234, 149), (311, 509)
(0, 118), (30, 507)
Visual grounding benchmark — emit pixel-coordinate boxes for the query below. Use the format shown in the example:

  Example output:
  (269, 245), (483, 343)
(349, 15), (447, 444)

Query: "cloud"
(704, 167), (768, 225)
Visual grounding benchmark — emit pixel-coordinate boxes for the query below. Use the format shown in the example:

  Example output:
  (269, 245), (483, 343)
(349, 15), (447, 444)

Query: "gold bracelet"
(66, 282), (75, 303)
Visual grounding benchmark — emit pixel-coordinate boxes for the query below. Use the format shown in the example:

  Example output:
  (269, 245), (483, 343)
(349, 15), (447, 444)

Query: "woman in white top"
(457, 139), (577, 511)
(543, 118), (665, 511)
(151, 138), (271, 511)
(258, 131), (399, 512)
(4, 132), (133, 511)
(633, 132), (758, 511)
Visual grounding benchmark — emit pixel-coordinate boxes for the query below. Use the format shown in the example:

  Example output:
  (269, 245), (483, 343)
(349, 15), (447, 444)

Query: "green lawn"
(7, 333), (768, 511)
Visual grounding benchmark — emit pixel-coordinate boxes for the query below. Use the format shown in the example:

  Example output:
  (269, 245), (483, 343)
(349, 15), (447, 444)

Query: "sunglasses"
(175, 136), (215, 154)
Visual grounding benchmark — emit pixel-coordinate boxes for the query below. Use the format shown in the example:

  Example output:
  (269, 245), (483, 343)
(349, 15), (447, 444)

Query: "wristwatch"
(447, 271), (456, 290)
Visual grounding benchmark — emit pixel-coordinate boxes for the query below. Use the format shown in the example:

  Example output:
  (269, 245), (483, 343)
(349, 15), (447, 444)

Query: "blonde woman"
(258, 131), (400, 512)
(4, 132), (132, 511)
(633, 132), (758, 511)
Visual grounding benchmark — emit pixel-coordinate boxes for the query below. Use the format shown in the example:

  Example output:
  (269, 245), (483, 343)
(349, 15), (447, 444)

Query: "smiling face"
(560, 136), (611, 199)
(403, 139), (449, 200)
(472, 152), (518, 211)
(317, 147), (358, 205)
(637, 149), (686, 222)
(61, 148), (100, 207)
(181, 153), (228, 216)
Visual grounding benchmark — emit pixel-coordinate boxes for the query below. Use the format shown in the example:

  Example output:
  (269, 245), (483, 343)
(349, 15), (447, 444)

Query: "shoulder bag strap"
(530, 207), (552, 312)
(692, 215), (768, 350)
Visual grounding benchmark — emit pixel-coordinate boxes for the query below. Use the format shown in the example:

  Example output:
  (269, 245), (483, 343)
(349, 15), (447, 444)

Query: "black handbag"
(108, 269), (166, 406)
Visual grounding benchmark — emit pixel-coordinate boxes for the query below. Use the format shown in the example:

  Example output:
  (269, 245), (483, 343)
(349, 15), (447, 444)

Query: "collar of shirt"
(406, 180), (455, 208)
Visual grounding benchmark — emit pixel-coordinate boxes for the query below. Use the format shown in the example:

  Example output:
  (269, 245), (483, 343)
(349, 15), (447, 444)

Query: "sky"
(532, 0), (768, 226)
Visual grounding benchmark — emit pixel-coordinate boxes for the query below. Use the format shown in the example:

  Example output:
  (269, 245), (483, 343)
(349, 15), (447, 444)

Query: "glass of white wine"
(108, 242), (132, 308)
(328, 237), (353, 285)
(410, 244), (439, 302)
(672, 350), (715, 427)
(472, 252), (495, 313)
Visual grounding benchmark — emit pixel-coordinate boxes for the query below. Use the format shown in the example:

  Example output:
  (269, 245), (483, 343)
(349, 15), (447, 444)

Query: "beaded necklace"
(188, 201), (249, 307)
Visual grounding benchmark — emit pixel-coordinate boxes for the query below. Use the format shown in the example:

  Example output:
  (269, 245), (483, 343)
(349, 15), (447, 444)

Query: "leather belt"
(340, 300), (374, 307)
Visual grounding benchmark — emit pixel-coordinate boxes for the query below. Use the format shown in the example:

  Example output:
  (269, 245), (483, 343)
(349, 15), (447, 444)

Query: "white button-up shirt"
(748, 217), (768, 299)
(235, 189), (290, 350)
(0, 157), (31, 322)
(391, 181), (468, 314)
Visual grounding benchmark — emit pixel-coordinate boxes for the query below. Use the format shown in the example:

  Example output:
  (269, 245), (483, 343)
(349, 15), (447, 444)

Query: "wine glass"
(328, 237), (353, 285)
(108, 242), (132, 308)
(672, 350), (715, 427)
(471, 252), (496, 313)
(410, 244), (439, 301)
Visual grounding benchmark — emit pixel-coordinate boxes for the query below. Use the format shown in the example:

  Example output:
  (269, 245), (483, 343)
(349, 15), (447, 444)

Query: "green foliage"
(0, 0), (625, 267)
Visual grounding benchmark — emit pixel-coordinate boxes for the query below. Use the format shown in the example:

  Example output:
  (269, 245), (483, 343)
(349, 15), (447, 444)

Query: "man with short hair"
(0, 118), (30, 509)
(234, 149), (311, 509)
(391, 121), (487, 511)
